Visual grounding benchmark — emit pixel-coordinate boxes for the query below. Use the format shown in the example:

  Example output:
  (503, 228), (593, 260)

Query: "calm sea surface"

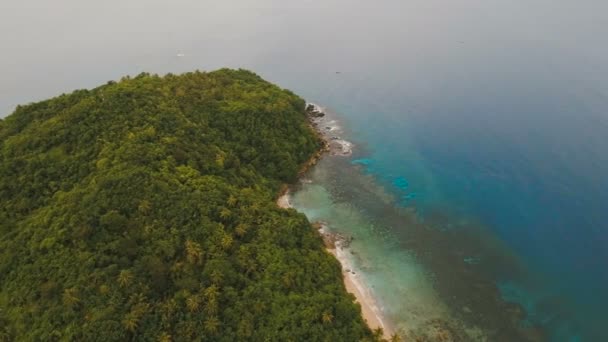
(2, 1), (607, 340)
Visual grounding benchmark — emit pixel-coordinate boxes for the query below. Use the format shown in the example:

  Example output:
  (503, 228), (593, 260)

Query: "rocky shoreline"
(276, 103), (353, 206)
(305, 103), (353, 158)
(277, 103), (395, 339)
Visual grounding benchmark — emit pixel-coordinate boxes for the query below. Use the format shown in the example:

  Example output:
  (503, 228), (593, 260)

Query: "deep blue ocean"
(296, 64), (608, 340)
(2, 1), (607, 340)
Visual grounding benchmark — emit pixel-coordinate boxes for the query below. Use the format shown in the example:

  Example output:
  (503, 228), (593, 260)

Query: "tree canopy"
(0, 69), (375, 341)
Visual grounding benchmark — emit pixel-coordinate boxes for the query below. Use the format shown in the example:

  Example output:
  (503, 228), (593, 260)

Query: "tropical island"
(0, 69), (386, 341)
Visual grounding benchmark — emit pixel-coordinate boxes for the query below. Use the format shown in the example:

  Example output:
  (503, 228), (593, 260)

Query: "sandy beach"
(328, 248), (394, 338)
(277, 192), (393, 338)
(277, 189), (393, 339)
(275, 103), (394, 338)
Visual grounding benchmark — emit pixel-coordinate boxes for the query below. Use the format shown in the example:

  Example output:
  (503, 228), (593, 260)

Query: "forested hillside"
(0, 69), (376, 341)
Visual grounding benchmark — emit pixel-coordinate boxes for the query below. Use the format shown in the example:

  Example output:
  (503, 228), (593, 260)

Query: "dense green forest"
(0, 69), (378, 341)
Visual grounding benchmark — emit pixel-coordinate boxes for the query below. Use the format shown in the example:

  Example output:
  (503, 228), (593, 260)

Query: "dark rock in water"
(311, 222), (324, 230)
(305, 104), (325, 117)
(322, 231), (354, 250)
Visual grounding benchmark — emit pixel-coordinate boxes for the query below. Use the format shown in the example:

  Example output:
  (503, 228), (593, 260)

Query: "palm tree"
(227, 195), (237, 207)
(203, 286), (219, 315)
(203, 317), (220, 335)
(390, 333), (403, 342)
(62, 288), (80, 307)
(185, 239), (203, 264)
(210, 270), (224, 285)
(204, 299), (218, 316)
(157, 332), (172, 342)
(117, 270), (134, 287)
(282, 272), (294, 288)
(186, 295), (201, 313)
(321, 312), (334, 324)
(219, 208), (231, 221)
(122, 313), (139, 332)
(204, 285), (219, 299)
(249, 203), (261, 212)
(138, 200), (151, 214)
(221, 235), (233, 250)
(161, 299), (177, 322)
(235, 223), (248, 238)
(373, 328), (384, 340)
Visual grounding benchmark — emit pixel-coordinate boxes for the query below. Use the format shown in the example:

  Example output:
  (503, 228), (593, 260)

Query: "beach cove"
(278, 188), (393, 338)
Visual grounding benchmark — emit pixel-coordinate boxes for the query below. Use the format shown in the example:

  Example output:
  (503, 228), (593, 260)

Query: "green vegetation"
(0, 69), (377, 341)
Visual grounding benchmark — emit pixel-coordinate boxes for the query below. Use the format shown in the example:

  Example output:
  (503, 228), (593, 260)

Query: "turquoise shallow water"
(337, 93), (608, 341)
(290, 158), (479, 340)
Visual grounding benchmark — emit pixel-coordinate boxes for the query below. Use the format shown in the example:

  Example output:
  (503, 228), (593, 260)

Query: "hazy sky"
(1, 0), (607, 116)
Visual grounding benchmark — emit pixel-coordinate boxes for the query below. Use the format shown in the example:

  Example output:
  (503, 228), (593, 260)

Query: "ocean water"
(301, 44), (608, 339)
(2, 0), (607, 340)
(291, 105), (607, 340)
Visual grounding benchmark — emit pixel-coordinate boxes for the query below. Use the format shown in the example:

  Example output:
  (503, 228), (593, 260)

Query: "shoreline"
(276, 103), (394, 339)
(327, 238), (394, 338)
(277, 191), (394, 338)
(278, 103), (550, 341)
